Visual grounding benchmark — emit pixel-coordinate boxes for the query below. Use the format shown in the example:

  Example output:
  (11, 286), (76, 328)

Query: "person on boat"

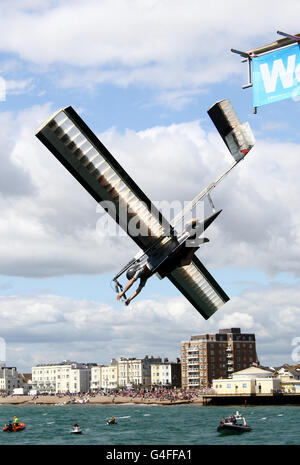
(73, 422), (80, 431)
(5, 421), (13, 432)
(108, 416), (116, 424)
(13, 416), (19, 427)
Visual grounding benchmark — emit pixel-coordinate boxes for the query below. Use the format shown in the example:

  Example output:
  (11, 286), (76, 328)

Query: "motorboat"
(107, 418), (118, 425)
(217, 411), (252, 435)
(3, 422), (26, 432)
(71, 428), (82, 434)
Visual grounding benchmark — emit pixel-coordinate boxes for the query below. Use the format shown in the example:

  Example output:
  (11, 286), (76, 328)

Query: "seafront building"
(101, 359), (118, 390)
(90, 360), (118, 391)
(90, 365), (104, 391)
(0, 363), (23, 394)
(181, 328), (258, 389)
(212, 365), (280, 395)
(91, 356), (168, 391)
(118, 356), (162, 388)
(275, 365), (300, 393)
(31, 361), (97, 394)
(150, 359), (181, 388)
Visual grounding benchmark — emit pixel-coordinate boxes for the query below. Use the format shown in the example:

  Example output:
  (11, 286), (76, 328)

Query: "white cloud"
(0, 0), (300, 102)
(1, 103), (300, 280)
(2, 283), (300, 371)
(5, 78), (34, 95)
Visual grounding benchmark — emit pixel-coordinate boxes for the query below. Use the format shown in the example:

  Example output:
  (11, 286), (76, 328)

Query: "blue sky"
(1, 0), (300, 371)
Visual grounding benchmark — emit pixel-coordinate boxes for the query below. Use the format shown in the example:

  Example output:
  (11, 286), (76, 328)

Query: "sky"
(1, 0), (300, 372)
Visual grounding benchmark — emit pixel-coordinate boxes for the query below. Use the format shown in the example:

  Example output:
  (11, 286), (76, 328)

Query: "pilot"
(116, 263), (152, 306)
(117, 219), (209, 306)
(117, 218), (210, 305)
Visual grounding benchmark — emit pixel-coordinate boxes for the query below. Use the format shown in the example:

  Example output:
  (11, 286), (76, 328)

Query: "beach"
(0, 393), (204, 406)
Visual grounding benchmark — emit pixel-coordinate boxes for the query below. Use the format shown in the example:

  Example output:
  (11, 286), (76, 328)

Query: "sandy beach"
(0, 394), (204, 406)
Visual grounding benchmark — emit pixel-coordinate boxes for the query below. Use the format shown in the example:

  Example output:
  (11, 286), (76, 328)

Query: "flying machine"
(36, 99), (255, 320)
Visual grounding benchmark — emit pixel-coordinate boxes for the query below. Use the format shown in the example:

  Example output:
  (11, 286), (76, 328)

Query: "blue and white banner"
(252, 43), (300, 107)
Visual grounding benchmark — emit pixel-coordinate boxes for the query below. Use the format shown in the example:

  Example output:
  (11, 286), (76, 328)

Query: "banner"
(252, 43), (300, 107)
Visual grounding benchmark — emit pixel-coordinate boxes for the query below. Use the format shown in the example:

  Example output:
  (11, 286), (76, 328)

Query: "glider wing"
(36, 106), (171, 251)
(167, 255), (229, 320)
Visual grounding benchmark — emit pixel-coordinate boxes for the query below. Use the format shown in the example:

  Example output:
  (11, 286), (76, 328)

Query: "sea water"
(0, 403), (299, 445)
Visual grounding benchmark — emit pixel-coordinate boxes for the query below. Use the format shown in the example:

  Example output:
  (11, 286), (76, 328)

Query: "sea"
(0, 403), (299, 446)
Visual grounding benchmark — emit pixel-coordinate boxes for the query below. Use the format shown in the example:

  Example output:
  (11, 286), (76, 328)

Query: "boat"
(217, 411), (252, 435)
(107, 418), (118, 425)
(71, 428), (82, 434)
(3, 422), (26, 432)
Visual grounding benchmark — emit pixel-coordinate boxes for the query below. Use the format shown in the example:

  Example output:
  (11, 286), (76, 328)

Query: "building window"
(227, 384), (231, 388)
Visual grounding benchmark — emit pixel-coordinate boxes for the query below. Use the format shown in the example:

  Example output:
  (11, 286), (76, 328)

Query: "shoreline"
(0, 395), (204, 406)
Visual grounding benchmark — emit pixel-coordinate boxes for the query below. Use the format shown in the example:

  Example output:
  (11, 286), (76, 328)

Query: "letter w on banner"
(252, 43), (300, 107)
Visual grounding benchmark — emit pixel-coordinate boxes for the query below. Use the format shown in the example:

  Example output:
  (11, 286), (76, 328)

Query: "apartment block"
(181, 328), (258, 389)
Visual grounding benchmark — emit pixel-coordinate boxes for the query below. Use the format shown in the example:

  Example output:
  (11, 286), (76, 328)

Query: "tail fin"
(207, 99), (255, 162)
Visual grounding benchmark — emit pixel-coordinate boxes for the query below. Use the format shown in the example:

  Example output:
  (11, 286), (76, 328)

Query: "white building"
(276, 365), (300, 392)
(32, 361), (96, 394)
(91, 365), (103, 391)
(118, 356), (162, 388)
(0, 364), (22, 394)
(91, 360), (119, 391)
(102, 360), (118, 390)
(151, 360), (181, 387)
(212, 366), (281, 395)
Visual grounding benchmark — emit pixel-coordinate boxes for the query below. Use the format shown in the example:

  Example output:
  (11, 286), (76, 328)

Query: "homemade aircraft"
(36, 99), (255, 320)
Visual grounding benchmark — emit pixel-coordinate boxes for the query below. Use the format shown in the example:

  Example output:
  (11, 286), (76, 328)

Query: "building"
(212, 365), (280, 395)
(151, 359), (181, 388)
(32, 361), (96, 394)
(101, 360), (118, 390)
(181, 328), (258, 389)
(0, 364), (22, 394)
(90, 365), (104, 391)
(275, 364), (300, 393)
(118, 356), (162, 388)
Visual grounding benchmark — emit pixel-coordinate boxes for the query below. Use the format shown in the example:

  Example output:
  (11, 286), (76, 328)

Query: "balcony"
(227, 360), (233, 365)
(227, 367), (234, 372)
(226, 346), (233, 352)
(226, 353), (233, 358)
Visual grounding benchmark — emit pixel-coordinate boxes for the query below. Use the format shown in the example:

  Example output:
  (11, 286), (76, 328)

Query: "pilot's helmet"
(126, 264), (140, 280)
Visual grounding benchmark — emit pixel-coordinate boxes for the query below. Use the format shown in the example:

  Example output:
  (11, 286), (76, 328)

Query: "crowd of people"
(87, 387), (210, 402)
